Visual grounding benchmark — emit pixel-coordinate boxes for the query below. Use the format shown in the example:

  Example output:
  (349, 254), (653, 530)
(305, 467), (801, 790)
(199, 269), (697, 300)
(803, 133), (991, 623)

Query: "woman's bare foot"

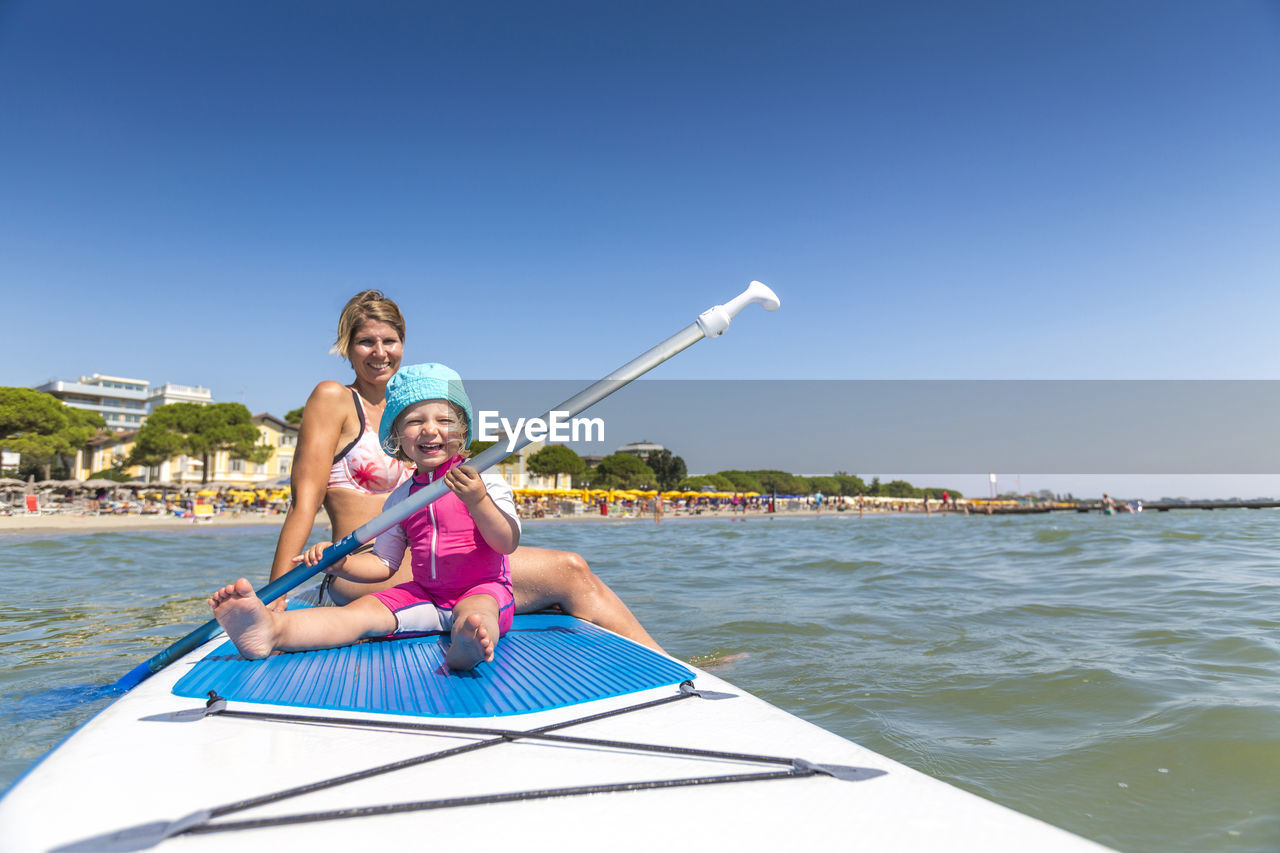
(210, 578), (278, 660)
(445, 613), (495, 671)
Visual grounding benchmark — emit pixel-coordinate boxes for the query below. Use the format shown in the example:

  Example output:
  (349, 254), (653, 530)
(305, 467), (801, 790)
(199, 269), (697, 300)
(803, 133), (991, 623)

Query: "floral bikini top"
(327, 388), (413, 495)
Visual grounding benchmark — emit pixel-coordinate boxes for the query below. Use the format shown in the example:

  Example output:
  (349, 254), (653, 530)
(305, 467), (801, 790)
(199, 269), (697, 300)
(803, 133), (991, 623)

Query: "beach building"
(486, 439), (568, 491)
(70, 431), (141, 481)
(147, 382), (213, 411)
(617, 440), (664, 461)
(35, 374), (213, 432)
(36, 374), (151, 431)
(137, 414), (292, 486)
(248, 413), (298, 485)
(111, 414), (295, 486)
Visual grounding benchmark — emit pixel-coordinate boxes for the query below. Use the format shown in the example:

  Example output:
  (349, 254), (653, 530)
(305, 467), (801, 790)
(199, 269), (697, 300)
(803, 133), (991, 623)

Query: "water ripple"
(2, 514), (1278, 852)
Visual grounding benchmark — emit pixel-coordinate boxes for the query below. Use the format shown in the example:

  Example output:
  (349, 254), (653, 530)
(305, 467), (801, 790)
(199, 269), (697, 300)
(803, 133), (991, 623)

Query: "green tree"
(463, 440), (515, 464)
(717, 469), (764, 493)
(747, 469), (807, 495)
(591, 452), (657, 489)
(129, 402), (272, 484)
(646, 449), (687, 490)
(0, 388), (106, 479)
(284, 407), (304, 425)
(678, 473), (736, 491)
(807, 475), (840, 496)
(833, 471), (868, 495)
(922, 486), (964, 500)
(526, 444), (585, 488)
(88, 465), (132, 482)
(881, 479), (919, 498)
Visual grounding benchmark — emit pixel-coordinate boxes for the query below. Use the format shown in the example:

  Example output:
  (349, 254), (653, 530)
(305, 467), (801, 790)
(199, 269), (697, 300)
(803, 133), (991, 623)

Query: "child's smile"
(398, 400), (463, 470)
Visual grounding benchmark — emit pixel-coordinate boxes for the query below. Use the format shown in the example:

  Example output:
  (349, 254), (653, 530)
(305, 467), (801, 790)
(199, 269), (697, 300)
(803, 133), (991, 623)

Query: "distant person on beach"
(212, 363), (518, 670)
(265, 290), (660, 651)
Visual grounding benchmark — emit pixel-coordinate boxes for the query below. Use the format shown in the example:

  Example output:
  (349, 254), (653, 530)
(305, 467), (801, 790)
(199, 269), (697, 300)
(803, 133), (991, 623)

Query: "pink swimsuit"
(370, 456), (516, 636)
(327, 388), (412, 494)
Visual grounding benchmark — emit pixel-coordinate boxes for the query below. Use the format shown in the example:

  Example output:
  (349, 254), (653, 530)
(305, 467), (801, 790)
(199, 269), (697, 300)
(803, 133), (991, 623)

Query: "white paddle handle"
(696, 281), (781, 338)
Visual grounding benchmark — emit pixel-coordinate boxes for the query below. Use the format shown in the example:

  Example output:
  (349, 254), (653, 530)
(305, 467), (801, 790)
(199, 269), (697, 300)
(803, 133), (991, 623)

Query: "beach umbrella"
(82, 478), (122, 489)
(38, 479), (81, 491)
(0, 477), (25, 488)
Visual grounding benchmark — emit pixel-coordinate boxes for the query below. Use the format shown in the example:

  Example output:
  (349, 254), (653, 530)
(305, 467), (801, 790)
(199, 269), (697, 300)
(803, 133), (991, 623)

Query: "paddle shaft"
(115, 282), (779, 691)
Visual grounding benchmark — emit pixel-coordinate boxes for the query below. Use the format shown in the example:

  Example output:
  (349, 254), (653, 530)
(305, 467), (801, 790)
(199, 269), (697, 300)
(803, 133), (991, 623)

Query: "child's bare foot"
(209, 578), (278, 659)
(446, 613), (495, 671)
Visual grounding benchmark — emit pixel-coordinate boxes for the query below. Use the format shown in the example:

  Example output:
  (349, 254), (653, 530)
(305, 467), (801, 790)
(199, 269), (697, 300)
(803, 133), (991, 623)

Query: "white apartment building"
(36, 374), (151, 431)
(35, 374), (212, 432)
(147, 382), (213, 411)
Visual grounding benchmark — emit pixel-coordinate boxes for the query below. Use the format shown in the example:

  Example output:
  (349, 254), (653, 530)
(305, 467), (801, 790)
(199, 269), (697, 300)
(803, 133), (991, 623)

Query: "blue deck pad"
(172, 614), (694, 718)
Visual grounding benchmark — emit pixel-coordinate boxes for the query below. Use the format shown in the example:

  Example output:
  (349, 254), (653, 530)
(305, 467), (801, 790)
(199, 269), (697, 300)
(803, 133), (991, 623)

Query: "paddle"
(113, 281), (780, 692)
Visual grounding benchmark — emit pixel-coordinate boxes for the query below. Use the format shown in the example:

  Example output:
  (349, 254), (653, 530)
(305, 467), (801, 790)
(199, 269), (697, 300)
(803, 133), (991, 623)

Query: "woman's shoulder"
(309, 379), (353, 400)
(298, 381), (358, 439)
(305, 380), (357, 411)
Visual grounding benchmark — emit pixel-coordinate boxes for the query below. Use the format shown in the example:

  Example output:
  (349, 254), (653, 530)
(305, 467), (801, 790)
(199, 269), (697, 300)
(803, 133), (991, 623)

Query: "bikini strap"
(330, 387), (366, 465)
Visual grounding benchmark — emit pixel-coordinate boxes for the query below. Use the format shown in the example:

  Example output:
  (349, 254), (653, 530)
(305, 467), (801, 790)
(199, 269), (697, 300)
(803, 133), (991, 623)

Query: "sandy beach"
(0, 507), (883, 536)
(0, 511), (299, 536)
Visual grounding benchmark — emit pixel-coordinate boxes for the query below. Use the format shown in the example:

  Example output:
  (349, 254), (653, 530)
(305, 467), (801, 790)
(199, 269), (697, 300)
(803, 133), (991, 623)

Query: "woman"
(268, 290), (661, 651)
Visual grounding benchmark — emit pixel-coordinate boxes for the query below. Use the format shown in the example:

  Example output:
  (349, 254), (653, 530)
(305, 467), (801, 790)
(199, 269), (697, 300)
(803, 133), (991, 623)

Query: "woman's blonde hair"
(331, 290), (406, 359)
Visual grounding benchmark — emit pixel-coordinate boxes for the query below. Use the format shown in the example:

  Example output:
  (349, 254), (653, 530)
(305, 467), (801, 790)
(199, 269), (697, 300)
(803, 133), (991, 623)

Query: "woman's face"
(349, 319), (403, 386)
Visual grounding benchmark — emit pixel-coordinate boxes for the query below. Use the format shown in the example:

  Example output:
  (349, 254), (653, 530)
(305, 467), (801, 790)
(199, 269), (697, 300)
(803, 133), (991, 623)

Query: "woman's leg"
(509, 546), (663, 652)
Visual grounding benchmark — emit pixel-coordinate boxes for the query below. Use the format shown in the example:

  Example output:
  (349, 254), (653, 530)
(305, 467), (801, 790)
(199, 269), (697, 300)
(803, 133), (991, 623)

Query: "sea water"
(0, 511), (1276, 853)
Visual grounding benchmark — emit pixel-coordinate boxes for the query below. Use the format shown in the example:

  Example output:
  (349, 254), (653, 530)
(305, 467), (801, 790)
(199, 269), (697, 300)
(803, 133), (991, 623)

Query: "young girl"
(210, 363), (520, 671)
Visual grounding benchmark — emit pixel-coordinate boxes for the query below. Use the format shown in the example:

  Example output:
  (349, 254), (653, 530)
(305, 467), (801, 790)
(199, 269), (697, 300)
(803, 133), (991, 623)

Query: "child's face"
(397, 400), (464, 469)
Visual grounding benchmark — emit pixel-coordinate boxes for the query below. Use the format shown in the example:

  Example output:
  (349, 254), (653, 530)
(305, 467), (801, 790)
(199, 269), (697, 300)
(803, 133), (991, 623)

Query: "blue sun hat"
(379, 363), (473, 454)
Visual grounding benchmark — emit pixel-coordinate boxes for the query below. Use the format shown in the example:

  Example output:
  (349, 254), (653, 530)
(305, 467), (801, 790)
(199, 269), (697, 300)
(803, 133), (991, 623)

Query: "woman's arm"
(268, 381), (353, 581)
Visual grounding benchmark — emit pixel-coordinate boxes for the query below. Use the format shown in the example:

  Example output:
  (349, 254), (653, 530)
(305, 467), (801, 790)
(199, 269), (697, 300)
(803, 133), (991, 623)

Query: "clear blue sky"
(2, 2), (1278, 497)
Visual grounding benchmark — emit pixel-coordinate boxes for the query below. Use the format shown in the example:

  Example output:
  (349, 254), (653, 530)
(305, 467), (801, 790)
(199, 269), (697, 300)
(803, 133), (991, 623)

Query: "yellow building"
(489, 440), (572, 490)
(70, 414), (299, 486)
(71, 431), (143, 480)
(248, 413), (298, 486)
(206, 413), (298, 486)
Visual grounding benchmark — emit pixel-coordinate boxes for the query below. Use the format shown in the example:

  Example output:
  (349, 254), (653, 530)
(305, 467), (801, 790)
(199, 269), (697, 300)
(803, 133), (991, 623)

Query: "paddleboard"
(0, 613), (1112, 852)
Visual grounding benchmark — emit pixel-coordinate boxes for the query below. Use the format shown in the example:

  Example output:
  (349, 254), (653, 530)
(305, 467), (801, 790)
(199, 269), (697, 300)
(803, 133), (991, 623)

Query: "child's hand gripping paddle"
(113, 281), (780, 692)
